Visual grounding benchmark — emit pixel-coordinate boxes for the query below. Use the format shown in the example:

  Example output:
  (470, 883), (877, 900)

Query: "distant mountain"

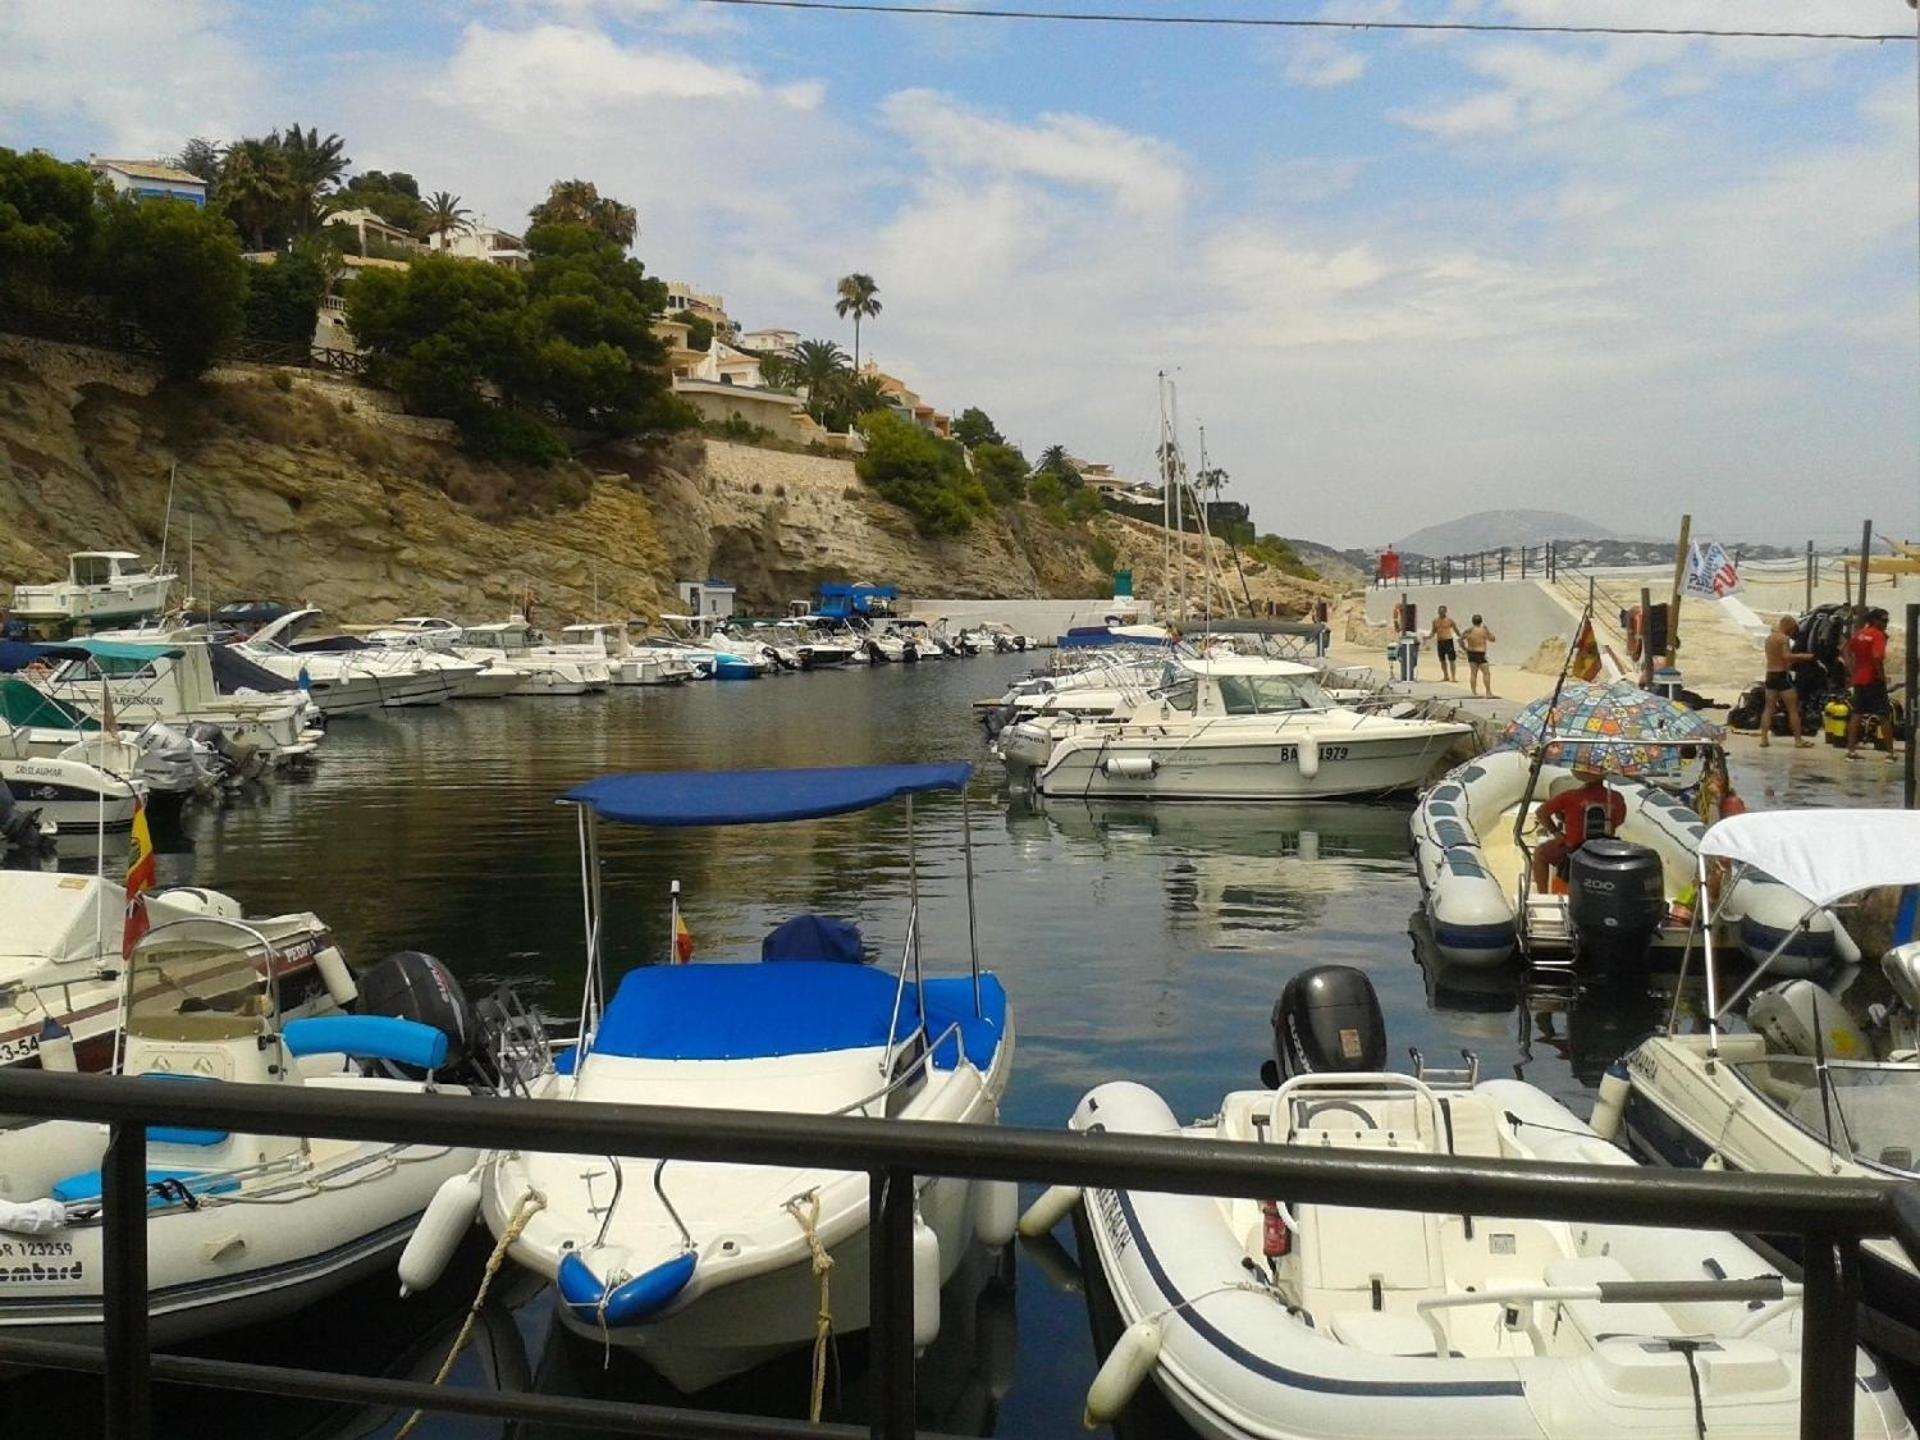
(1397, 509), (1624, 557)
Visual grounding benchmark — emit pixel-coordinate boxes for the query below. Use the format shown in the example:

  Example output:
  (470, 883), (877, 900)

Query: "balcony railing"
(0, 1067), (1912, 1440)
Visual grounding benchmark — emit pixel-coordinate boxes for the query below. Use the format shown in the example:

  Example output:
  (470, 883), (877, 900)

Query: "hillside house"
(89, 158), (206, 206)
(430, 225), (530, 271)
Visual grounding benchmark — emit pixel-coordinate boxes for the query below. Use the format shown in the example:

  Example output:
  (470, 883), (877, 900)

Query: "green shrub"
(854, 411), (981, 537)
(457, 405), (569, 466)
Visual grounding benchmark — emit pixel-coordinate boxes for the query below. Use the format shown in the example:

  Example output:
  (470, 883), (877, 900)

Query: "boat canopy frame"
(555, 764), (986, 1082)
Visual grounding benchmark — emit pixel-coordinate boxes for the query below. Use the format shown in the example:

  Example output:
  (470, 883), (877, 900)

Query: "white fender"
(314, 945), (358, 1008)
(1588, 1061), (1630, 1143)
(1296, 732), (1320, 780)
(36, 1019), (77, 1074)
(398, 1170), (481, 1297)
(1102, 755), (1157, 779)
(1018, 1184), (1082, 1239)
(912, 1216), (941, 1348)
(974, 1179), (1018, 1248)
(1084, 1316), (1164, 1427)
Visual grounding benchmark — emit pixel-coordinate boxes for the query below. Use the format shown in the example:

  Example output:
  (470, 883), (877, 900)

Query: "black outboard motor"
(0, 779), (49, 852)
(1268, 965), (1388, 1084)
(1567, 838), (1667, 967)
(357, 950), (485, 1080)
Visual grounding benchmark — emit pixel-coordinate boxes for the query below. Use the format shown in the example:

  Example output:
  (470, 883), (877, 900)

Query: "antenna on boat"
(157, 462), (178, 583)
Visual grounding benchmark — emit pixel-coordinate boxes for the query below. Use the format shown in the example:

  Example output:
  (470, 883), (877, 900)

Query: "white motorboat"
(1038, 965), (1910, 1440)
(1002, 656), (1469, 801)
(0, 936), (516, 1345)
(0, 726), (145, 833)
(32, 639), (321, 767)
(0, 676), (223, 801)
(472, 763), (1015, 1392)
(977, 621), (1034, 653)
(9, 552), (176, 631)
(1412, 748), (1842, 970)
(455, 620), (610, 695)
(242, 609), (464, 714)
(1617, 809), (1920, 1363)
(783, 616), (858, 669)
(366, 616), (464, 653)
(0, 871), (344, 1072)
(558, 624), (693, 686)
(658, 615), (772, 678)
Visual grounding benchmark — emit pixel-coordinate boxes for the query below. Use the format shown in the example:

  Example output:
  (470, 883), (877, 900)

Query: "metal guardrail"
(0, 1068), (1913, 1440)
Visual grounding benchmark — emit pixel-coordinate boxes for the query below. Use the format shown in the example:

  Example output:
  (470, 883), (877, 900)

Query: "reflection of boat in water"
(1042, 801), (1415, 944)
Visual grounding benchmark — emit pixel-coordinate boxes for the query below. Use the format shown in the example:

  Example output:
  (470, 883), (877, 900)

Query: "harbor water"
(2, 651), (1904, 1437)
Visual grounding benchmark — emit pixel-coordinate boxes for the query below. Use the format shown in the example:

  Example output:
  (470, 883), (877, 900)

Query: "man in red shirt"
(1532, 763), (1628, 892)
(1846, 607), (1894, 759)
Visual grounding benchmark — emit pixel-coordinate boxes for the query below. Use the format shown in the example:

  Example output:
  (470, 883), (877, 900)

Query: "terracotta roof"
(94, 159), (205, 186)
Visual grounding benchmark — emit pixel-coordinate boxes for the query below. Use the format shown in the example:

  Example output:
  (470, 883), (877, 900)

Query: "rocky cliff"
(0, 339), (1328, 626)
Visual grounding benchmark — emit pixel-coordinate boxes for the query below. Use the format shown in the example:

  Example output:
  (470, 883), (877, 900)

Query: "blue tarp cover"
(762, 913), (865, 964)
(573, 960), (1007, 1066)
(0, 641), (97, 672)
(561, 763), (972, 827)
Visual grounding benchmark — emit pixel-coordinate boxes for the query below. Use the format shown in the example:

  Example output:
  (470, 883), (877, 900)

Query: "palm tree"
(1037, 444), (1076, 478)
(424, 191), (472, 247)
(275, 124), (350, 233)
(793, 339), (850, 423)
(834, 273), (881, 372)
(758, 354), (800, 394)
(529, 178), (638, 247)
(219, 139), (293, 251)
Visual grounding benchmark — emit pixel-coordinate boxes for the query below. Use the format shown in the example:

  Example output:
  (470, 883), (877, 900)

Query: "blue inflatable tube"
(558, 1250), (696, 1325)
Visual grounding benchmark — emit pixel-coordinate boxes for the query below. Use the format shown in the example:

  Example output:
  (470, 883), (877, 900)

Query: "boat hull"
(1031, 729), (1458, 802)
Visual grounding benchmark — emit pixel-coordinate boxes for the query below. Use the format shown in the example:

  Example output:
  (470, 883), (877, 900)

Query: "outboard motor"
(0, 779), (49, 853)
(1567, 838), (1667, 967)
(1268, 965), (1387, 1084)
(357, 950), (484, 1080)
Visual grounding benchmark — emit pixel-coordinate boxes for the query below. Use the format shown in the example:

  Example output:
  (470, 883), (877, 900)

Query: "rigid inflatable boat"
(1048, 967), (1910, 1440)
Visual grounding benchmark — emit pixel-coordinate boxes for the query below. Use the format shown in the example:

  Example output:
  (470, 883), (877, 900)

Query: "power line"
(691, 0), (1914, 43)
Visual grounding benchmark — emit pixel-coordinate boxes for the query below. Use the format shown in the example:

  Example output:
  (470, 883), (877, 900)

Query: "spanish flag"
(1569, 617), (1602, 683)
(122, 795), (156, 958)
(673, 909), (694, 964)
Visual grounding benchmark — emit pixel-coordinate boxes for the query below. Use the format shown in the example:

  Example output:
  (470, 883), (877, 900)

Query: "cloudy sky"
(4, 0), (1915, 547)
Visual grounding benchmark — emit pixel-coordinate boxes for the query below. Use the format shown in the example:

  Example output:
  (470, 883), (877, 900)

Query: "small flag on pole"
(1569, 617), (1602, 682)
(673, 909), (694, 964)
(1683, 541), (1740, 599)
(122, 795), (155, 958)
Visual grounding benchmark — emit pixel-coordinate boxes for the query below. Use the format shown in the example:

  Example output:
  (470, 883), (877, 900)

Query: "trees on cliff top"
(529, 179), (638, 250)
(855, 410), (984, 539)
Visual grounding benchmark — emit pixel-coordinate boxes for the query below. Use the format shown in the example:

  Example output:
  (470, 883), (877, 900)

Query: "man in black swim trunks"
(1757, 615), (1813, 748)
(1427, 606), (1461, 683)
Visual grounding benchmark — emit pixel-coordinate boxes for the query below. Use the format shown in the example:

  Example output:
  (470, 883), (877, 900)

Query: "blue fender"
(558, 1250), (696, 1326)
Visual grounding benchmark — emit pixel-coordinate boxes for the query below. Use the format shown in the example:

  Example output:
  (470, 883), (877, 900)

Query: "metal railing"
(0, 1068), (1915, 1440)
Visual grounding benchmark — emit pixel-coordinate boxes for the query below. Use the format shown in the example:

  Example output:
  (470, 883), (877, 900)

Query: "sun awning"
(560, 763), (974, 826)
(1701, 809), (1920, 907)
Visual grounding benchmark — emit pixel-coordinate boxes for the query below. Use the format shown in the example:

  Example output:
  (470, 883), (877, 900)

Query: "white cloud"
(1286, 40), (1369, 89)
(880, 90), (1188, 213)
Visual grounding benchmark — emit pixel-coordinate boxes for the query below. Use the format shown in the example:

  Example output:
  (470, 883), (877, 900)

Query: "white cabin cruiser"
(1617, 809), (1920, 1363)
(1036, 966), (1910, 1440)
(366, 616), (464, 653)
(0, 871), (342, 1073)
(1412, 748), (1840, 971)
(474, 764), (1015, 1392)
(9, 552), (176, 631)
(558, 624), (692, 686)
(1002, 657), (1469, 801)
(244, 609), (470, 713)
(456, 620), (610, 695)
(0, 934), (516, 1345)
(0, 725), (145, 833)
(32, 640), (321, 767)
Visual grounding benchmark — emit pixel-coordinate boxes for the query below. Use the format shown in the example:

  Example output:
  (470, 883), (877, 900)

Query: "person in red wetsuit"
(1532, 763), (1627, 892)
(1846, 607), (1894, 759)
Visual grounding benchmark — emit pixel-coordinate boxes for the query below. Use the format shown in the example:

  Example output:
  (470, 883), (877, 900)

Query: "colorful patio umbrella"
(1497, 680), (1723, 776)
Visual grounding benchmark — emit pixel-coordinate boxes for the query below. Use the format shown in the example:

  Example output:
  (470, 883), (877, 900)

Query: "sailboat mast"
(1158, 372), (1174, 620)
(1169, 378), (1185, 624)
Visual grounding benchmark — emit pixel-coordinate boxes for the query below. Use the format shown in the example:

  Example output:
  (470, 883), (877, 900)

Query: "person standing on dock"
(1758, 616), (1814, 749)
(1462, 614), (1497, 698)
(1845, 608), (1895, 760)
(1427, 606), (1461, 683)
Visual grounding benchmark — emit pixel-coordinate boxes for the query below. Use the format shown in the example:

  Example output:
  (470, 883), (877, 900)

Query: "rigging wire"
(689, 0), (1915, 43)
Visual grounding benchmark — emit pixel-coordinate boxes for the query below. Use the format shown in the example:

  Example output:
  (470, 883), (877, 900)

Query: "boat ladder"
(1522, 893), (1571, 951)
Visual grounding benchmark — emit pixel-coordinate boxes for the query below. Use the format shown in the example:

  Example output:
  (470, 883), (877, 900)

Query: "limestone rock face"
(1, 338), (1330, 625)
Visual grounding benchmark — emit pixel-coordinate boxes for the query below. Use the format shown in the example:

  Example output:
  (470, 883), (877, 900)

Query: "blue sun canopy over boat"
(559, 762), (973, 827)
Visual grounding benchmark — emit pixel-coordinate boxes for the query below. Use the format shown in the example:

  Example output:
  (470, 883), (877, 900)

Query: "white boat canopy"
(1701, 809), (1920, 907)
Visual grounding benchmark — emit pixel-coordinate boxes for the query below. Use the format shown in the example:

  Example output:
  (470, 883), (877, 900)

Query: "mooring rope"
(394, 1187), (545, 1440)
(784, 1189), (835, 1423)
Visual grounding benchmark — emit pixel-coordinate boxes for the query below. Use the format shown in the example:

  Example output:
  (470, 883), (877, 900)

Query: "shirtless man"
(1427, 606), (1461, 683)
(1757, 615), (1813, 749)
(1462, 614), (1497, 697)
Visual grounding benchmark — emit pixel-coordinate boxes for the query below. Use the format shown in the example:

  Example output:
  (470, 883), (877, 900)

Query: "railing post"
(1799, 1233), (1860, 1440)
(868, 1166), (917, 1440)
(102, 1121), (150, 1440)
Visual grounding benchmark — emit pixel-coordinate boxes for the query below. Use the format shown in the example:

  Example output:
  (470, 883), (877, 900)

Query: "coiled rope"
(784, 1189), (834, 1422)
(394, 1188), (545, 1440)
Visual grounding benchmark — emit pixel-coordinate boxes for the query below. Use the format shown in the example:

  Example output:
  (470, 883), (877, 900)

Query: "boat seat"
(50, 1168), (241, 1207)
(137, 1072), (230, 1147)
(1328, 1309), (1441, 1356)
(1544, 1256), (1690, 1343)
(1437, 1097), (1505, 1159)
(1299, 1202), (1438, 1294)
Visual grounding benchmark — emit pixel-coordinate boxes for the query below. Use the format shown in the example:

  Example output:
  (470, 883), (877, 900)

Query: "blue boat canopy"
(560, 763), (973, 827)
(71, 639), (184, 662)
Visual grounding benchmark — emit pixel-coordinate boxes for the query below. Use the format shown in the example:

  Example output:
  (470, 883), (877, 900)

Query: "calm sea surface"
(4, 652), (1900, 1438)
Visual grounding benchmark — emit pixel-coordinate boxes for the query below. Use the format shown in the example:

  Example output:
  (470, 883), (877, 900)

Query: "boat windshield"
(1734, 1056), (1920, 1172)
(71, 556), (116, 586)
(1215, 674), (1332, 715)
(53, 654), (161, 682)
(127, 925), (279, 1043)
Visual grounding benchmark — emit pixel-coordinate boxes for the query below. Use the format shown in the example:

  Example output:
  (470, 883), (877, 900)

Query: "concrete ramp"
(1364, 580), (1579, 659)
